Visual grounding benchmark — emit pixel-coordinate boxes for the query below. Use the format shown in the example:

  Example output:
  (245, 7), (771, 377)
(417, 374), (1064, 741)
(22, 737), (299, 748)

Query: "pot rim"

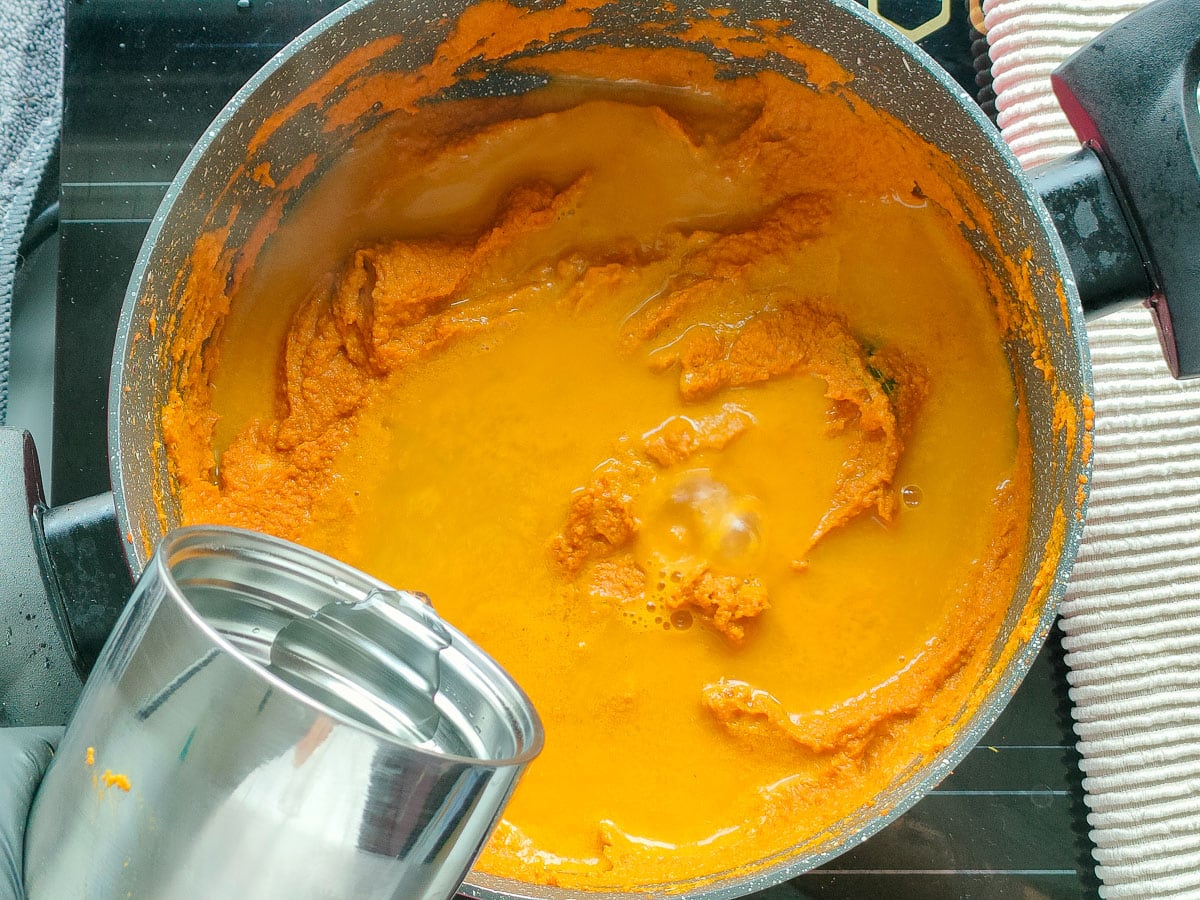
(107, 0), (1094, 895)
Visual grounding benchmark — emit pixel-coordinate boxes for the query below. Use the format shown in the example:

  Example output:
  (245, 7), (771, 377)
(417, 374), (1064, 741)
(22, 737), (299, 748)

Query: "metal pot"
(1, 0), (1197, 893)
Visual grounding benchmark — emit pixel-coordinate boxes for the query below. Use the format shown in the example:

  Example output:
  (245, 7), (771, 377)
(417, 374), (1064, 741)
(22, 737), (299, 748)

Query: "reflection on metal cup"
(24, 526), (543, 900)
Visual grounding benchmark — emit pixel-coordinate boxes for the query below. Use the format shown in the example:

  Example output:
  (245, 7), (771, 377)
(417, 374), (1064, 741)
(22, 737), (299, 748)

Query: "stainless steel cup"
(23, 526), (543, 900)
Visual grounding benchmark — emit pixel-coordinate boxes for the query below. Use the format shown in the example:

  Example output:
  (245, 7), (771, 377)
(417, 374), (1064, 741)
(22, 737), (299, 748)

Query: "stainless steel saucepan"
(1, 0), (1197, 894)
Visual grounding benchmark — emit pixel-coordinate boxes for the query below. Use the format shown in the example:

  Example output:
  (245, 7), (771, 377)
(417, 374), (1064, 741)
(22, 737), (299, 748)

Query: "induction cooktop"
(51, 1), (1099, 896)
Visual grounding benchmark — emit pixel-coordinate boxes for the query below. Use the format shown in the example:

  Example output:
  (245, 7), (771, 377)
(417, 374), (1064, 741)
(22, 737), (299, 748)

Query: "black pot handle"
(36, 491), (135, 675)
(1032, 0), (1200, 377)
(0, 428), (132, 724)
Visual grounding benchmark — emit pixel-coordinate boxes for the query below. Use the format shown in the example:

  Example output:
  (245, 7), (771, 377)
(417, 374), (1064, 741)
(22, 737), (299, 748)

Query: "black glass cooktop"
(54, 1), (1098, 896)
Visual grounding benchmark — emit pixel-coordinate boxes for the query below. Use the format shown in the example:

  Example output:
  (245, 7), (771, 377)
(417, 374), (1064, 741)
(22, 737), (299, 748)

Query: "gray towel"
(0, 0), (63, 425)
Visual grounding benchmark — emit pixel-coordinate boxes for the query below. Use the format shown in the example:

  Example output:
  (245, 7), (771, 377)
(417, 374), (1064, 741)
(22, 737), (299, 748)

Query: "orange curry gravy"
(165, 24), (1031, 893)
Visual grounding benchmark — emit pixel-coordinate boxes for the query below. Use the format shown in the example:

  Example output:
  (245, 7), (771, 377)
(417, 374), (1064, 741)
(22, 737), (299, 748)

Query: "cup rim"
(152, 524), (545, 769)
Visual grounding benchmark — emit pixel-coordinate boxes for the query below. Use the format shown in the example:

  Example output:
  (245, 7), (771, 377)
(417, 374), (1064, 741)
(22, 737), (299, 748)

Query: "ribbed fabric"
(983, 1), (1200, 896)
(985, 0), (1142, 167)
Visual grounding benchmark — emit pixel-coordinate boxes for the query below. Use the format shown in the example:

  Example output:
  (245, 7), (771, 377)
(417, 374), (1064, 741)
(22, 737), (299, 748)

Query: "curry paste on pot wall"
(162, 9), (1034, 891)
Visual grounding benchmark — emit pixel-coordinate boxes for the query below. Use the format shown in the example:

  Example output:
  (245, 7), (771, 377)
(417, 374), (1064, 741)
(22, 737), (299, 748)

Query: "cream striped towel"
(983, 0), (1200, 896)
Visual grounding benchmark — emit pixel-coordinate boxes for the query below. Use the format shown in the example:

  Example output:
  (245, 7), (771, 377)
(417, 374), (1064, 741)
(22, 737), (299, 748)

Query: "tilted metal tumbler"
(23, 526), (543, 899)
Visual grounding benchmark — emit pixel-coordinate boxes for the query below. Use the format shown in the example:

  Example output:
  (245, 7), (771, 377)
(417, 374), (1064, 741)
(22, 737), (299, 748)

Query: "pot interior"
(109, 0), (1092, 895)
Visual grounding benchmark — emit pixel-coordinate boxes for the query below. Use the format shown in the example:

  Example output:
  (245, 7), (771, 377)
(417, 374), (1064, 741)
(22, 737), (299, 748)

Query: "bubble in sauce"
(671, 610), (693, 631)
(715, 508), (762, 567)
(639, 469), (765, 575)
(900, 484), (923, 507)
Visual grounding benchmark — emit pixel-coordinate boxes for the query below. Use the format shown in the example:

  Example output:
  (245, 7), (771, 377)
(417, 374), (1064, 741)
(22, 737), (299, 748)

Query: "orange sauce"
(101, 770), (132, 793)
(165, 28), (1030, 892)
